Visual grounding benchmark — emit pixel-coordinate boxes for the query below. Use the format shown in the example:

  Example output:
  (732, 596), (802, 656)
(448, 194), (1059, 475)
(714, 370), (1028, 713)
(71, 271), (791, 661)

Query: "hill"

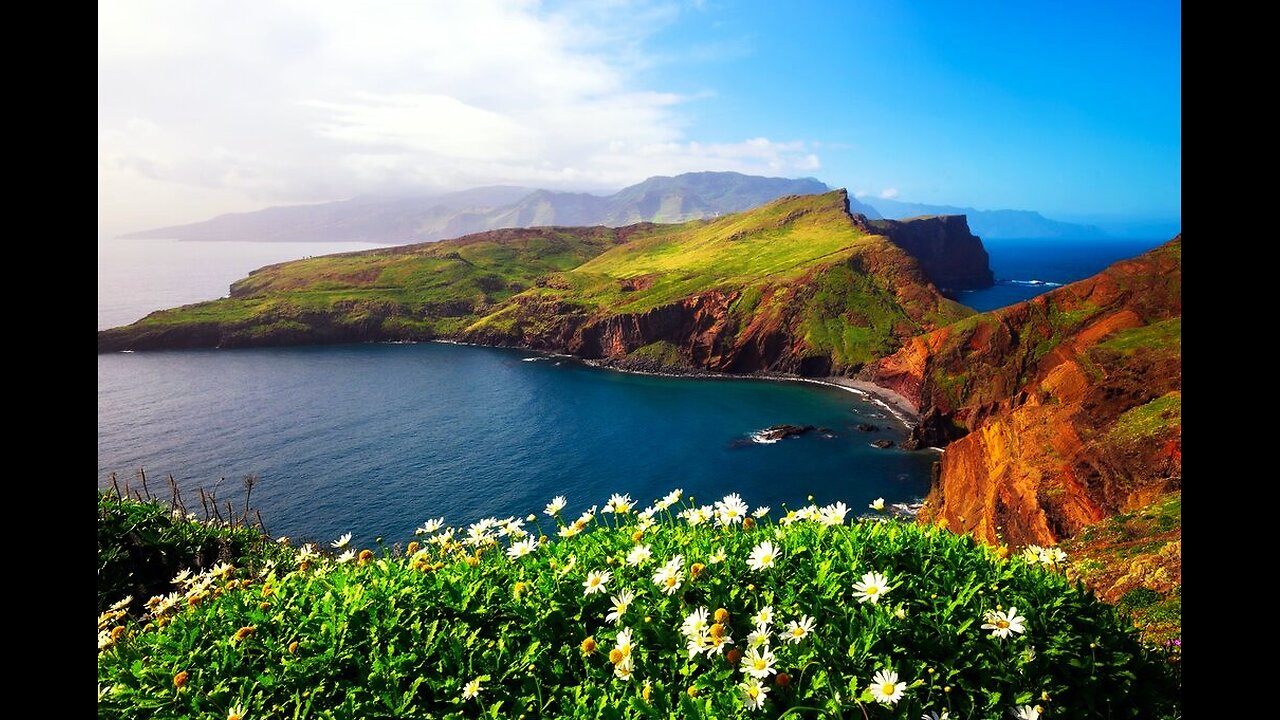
(99, 191), (982, 375)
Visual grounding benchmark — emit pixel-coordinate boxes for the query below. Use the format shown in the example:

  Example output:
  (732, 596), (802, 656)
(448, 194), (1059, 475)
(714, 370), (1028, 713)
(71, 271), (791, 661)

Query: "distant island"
(121, 171), (1104, 245)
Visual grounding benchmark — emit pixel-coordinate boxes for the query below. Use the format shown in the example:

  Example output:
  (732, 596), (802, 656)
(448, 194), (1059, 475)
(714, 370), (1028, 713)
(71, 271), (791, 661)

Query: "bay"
(98, 343), (931, 545)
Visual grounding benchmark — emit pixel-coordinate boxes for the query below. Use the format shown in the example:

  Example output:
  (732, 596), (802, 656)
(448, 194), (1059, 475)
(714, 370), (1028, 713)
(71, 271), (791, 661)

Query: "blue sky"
(98, 0), (1180, 235)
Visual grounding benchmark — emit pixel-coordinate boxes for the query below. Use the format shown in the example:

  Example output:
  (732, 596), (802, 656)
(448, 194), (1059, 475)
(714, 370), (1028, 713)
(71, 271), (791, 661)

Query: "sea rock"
(854, 423), (879, 432)
(758, 424), (816, 441)
(870, 439), (895, 449)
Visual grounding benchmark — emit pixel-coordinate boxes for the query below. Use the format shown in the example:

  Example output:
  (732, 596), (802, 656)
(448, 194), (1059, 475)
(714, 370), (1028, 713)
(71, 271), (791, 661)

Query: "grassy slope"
(98, 495), (1180, 719)
(99, 192), (971, 372)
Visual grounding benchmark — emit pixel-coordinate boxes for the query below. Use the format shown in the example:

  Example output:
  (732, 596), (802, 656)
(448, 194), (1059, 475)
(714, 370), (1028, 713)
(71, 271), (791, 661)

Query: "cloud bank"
(98, 0), (821, 234)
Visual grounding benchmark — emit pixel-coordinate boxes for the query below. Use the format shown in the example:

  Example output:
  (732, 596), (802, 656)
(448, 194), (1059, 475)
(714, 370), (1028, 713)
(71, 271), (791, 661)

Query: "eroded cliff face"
(869, 215), (995, 291)
(864, 237), (1182, 546)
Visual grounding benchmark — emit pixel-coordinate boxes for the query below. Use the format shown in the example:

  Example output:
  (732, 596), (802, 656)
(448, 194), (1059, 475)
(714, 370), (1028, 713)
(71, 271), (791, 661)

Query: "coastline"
(433, 339), (923, 430)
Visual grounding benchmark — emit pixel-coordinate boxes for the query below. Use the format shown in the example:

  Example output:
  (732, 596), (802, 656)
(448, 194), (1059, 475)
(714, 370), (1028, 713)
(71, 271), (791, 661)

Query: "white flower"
(982, 607), (1027, 639)
(331, 533), (352, 549)
(709, 547), (727, 564)
(867, 669), (905, 704)
(653, 556), (684, 595)
(715, 493), (749, 526)
(108, 595), (133, 612)
(682, 607), (710, 640)
(498, 517), (525, 537)
(613, 655), (634, 680)
(583, 569), (612, 596)
(739, 677), (770, 711)
(1021, 545), (1045, 564)
(740, 646), (777, 679)
(820, 501), (849, 526)
(297, 544), (318, 562)
(746, 627), (771, 649)
(606, 589), (635, 624)
(558, 524), (581, 538)
(1012, 705), (1042, 720)
(544, 496), (567, 516)
(852, 571), (892, 603)
(869, 497), (886, 512)
(923, 711), (951, 720)
(681, 504), (713, 526)
(751, 606), (774, 627)
(753, 506), (770, 518)
(655, 488), (683, 510)
(784, 615), (815, 643)
(747, 541), (780, 571)
(462, 678), (483, 700)
(335, 550), (355, 564)
(614, 627), (634, 658)
(171, 569), (193, 586)
(627, 544), (653, 566)
(506, 538), (537, 560)
(603, 493), (634, 514)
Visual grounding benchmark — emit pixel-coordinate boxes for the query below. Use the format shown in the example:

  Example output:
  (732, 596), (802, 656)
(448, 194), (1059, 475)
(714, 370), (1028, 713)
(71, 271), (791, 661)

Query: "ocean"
(96, 235), (1169, 544)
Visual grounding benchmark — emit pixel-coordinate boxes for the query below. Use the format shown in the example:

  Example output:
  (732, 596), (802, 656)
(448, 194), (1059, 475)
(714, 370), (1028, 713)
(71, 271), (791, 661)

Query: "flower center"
(881, 682), (896, 695)
(868, 586), (879, 595)
(754, 659), (767, 670)
(997, 619), (1010, 629)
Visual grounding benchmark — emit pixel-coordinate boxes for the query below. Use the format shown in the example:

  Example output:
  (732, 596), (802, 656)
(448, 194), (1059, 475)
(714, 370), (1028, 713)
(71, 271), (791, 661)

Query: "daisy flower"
(869, 497), (886, 511)
(1012, 705), (1042, 720)
(852, 571), (892, 603)
(746, 627), (771, 649)
(867, 669), (905, 704)
(627, 544), (653, 566)
(682, 607), (710, 639)
(614, 655), (634, 680)
(747, 541), (780, 571)
(708, 547), (727, 564)
(335, 550), (355, 564)
(715, 493), (749, 526)
(784, 615), (815, 643)
(923, 711), (951, 720)
(606, 589), (635, 624)
(545, 496), (567, 516)
(982, 607), (1027, 639)
(462, 678), (483, 700)
(583, 569), (612, 595)
(753, 506), (771, 518)
(740, 646), (777, 679)
(331, 533), (352, 549)
(506, 538), (537, 560)
(653, 556), (684, 595)
(227, 703), (248, 720)
(751, 606), (774, 627)
(739, 677), (770, 711)
(603, 493), (634, 514)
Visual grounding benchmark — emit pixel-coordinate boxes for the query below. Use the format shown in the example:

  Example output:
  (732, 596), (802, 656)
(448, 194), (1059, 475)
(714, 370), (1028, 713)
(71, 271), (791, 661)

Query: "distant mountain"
(865, 198), (1105, 239)
(123, 172), (848, 245)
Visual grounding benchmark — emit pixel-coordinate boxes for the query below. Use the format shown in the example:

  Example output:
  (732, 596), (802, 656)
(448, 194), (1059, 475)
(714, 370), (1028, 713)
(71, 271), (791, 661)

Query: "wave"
(749, 430), (782, 444)
(1003, 279), (1064, 288)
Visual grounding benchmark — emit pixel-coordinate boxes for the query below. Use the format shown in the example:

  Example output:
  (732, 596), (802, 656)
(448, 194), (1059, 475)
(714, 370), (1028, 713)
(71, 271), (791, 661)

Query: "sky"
(98, 0), (1181, 237)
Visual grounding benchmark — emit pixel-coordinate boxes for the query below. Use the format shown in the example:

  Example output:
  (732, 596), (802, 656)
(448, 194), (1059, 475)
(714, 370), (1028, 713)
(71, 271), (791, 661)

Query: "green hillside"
(99, 191), (972, 374)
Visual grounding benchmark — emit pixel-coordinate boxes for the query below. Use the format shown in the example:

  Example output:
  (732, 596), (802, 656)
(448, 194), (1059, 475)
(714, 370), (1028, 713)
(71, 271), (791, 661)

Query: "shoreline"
(430, 340), (923, 431)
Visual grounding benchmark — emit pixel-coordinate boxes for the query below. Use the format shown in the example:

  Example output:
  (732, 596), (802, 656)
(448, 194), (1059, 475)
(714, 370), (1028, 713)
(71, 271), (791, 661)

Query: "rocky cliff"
(863, 237), (1182, 546)
(868, 216), (995, 290)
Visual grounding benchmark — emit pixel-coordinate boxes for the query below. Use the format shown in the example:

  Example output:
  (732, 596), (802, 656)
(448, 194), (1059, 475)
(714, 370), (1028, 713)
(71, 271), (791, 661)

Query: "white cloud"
(878, 188), (900, 199)
(97, 0), (824, 235)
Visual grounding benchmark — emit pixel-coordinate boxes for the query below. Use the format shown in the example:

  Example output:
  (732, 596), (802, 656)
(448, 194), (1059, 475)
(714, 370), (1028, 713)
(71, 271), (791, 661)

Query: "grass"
(1108, 392), (1181, 444)
(98, 492), (1180, 719)
(101, 192), (970, 368)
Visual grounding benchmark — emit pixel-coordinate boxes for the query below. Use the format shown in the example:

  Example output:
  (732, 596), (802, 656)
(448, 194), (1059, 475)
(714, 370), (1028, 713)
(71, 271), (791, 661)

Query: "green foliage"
(1109, 392), (1181, 443)
(1096, 318), (1182, 356)
(98, 493), (1180, 719)
(97, 491), (287, 615)
(628, 341), (688, 368)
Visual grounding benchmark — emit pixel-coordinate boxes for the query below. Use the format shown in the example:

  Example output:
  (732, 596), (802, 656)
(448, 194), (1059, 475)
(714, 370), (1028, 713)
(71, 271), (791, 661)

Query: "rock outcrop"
(863, 236), (1182, 546)
(868, 215), (995, 290)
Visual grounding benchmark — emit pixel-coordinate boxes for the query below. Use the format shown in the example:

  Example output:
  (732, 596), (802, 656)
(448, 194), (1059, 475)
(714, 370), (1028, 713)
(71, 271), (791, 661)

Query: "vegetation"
(98, 492), (1180, 719)
(99, 192), (971, 371)
(98, 479), (290, 615)
(1065, 492), (1181, 648)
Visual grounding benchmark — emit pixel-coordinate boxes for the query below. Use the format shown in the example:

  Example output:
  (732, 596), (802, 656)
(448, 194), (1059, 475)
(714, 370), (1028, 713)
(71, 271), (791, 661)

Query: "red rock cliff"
(864, 237), (1182, 546)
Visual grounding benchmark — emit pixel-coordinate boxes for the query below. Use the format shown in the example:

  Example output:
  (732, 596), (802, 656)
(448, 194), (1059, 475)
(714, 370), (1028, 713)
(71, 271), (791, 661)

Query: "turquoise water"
(98, 343), (933, 544)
